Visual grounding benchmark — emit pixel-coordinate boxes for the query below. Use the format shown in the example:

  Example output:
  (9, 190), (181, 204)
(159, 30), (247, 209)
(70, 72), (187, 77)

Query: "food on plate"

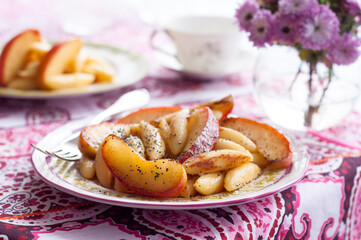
(192, 95), (233, 121)
(102, 134), (187, 198)
(182, 149), (253, 175)
(221, 117), (293, 170)
(224, 163), (261, 192)
(194, 172), (225, 195)
(78, 122), (129, 158)
(79, 155), (96, 180)
(76, 95), (293, 198)
(0, 29), (115, 91)
(178, 107), (219, 163)
(117, 106), (183, 124)
(0, 29), (41, 87)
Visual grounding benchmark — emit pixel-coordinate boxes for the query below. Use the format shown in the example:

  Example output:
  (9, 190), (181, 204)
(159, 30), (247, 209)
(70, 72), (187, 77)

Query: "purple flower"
(342, 0), (361, 16)
(273, 15), (299, 44)
(235, 1), (259, 31)
(299, 5), (340, 50)
(279, 0), (318, 16)
(249, 9), (274, 47)
(326, 33), (361, 65)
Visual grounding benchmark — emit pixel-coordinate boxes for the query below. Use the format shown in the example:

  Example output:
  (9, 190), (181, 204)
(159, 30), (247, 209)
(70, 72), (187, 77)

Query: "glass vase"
(253, 46), (360, 131)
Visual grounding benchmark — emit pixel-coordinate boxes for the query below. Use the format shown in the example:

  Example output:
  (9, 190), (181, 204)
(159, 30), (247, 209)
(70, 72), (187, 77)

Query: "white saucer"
(153, 49), (256, 81)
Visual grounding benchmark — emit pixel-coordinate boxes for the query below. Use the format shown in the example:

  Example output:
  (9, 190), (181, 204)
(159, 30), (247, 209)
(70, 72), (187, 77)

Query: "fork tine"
(31, 143), (81, 161)
(52, 152), (80, 161)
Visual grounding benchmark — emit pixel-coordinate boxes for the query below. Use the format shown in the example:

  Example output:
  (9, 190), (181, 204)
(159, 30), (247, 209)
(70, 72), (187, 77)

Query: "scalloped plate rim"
(31, 117), (309, 209)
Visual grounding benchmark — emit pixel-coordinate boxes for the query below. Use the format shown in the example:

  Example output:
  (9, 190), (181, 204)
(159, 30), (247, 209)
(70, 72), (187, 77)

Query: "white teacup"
(150, 16), (244, 75)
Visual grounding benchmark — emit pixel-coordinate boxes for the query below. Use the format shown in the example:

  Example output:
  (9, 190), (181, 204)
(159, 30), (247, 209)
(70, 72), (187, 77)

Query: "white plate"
(0, 43), (148, 99)
(153, 48), (256, 81)
(32, 118), (308, 209)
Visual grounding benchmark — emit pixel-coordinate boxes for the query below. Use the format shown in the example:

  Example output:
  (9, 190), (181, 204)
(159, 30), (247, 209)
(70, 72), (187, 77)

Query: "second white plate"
(0, 43), (148, 99)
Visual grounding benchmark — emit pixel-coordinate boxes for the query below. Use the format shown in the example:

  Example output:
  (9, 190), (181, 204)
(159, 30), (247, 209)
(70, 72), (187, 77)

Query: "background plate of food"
(0, 29), (148, 99)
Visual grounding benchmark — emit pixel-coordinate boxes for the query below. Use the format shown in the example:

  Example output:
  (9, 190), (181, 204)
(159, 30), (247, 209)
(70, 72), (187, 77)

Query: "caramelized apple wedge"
(0, 29), (41, 87)
(182, 149), (253, 175)
(219, 126), (257, 152)
(139, 121), (166, 160)
(95, 145), (113, 188)
(224, 162), (261, 192)
(221, 117), (292, 169)
(167, 109), (189, 156)
(192, 95), (233, 121)
(102, 135), (187, 198)
(78, 122), (129, 158)
(38, 38), (83, 90)
(44, 73), (95, 90)
(117, 106), (183, 124)
(194, 171), (225, 195)
(178, 107), (219, 163)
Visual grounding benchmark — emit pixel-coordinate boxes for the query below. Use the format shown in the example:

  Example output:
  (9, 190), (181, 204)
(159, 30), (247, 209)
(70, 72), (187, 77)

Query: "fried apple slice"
(194, 171), (225, 195)
(78, 122), (129, 158)
(224, 162), (261, 192)
(219, 126), (257, 152)
(167, 109), (189, 156)
(117, 106), (183, 124)
(179, 175), (198, 198)
(139, 120), (166, 160)
(102, 134), (187, 198)
(82, 57), (115, 83)
(192, 95), (234, 121)
(182, 149), (253, 175)
(44, 73), (95, 90)
(79, 155), (96, 180)
(178, 107), (219, 163)
(95, 145), (113, 189)
(0, 29), (41, 87)
(17, 60), (41, 78)
(124, 135), (146, 158)
(214, 138), (267, 168)
(7, 77), (39, 90)
(221, 118), (292, 169)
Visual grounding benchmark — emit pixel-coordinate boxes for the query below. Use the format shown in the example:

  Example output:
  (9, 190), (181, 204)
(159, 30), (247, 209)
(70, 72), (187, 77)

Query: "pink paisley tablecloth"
(1, 1), (361, 239)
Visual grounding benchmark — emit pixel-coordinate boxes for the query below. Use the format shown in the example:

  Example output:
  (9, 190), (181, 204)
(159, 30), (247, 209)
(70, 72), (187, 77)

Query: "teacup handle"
(149, 29), (177, 57)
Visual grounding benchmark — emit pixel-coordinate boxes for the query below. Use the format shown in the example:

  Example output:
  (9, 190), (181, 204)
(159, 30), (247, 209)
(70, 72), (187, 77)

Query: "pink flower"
(235, 1), (259, 31)
(279, 0), (318, 15)
(326, 33), (361, 65)
(341, 0), (361, 16)
(249, 9), (274, 47)
(273, 15), (298, 44)
(299, 5), (339, 50)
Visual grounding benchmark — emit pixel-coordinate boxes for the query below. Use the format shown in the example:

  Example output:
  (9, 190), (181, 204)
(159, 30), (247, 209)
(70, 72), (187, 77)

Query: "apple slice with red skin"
(117, 106), (183, 124)
(102, 134), (187, 198)
(178, 107), (219, 163)
(221, 117), (292, 169)
(0, 29), (41, 87)
(38, 38), (83, 90)
(78, 122), (129, 158)
(192, 95), (234, 121)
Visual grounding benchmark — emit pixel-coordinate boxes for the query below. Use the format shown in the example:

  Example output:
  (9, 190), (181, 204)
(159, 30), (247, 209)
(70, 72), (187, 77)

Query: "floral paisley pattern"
(1, 0), (361, 239)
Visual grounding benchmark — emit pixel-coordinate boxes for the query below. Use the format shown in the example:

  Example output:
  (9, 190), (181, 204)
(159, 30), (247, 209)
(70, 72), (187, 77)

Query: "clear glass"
(253, 46), (360, 131)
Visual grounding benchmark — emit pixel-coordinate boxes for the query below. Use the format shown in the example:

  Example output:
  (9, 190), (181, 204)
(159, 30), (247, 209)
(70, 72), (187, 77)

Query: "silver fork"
(31, 88), (150, 161)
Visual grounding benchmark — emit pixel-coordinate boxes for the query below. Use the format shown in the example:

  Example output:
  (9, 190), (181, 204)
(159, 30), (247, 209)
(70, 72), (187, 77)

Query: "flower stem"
(304, 64), (334, 128)
(317, 66), (333, 107)
(304, 63), (316, 127)
(288, 62), (303, 94)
